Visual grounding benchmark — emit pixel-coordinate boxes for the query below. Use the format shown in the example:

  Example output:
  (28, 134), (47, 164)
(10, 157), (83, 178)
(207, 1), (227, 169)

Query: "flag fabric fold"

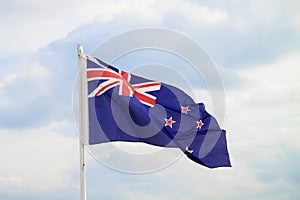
(85, 55), (231, 168)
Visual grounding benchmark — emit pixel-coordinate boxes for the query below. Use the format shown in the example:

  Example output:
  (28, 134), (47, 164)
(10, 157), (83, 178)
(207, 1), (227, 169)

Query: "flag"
(85, 55), (231, 168)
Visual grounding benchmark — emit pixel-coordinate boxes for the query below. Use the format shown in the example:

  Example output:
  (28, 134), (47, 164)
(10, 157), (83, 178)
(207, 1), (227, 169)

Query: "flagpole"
(77, 44), (87, 200)
(79, 140), (86, 200)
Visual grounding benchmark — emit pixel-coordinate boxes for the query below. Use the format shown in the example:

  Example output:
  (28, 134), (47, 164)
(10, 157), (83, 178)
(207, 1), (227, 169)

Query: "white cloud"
(294, 12), (300, 29)
(178, 2), (229, 25)
(236, 50), (300, 104)
(221, 51), (300, 192)
(0, 59), (52, 113)
(229, 51), (299, 107)
(0, 0), (229, 54)
(86, 146), (293, 200)
(1, 1), (300, 199)
(0, 121), (78, 194)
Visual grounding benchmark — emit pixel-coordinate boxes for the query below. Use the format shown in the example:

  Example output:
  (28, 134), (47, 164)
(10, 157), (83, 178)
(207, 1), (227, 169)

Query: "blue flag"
(85, 55), (231, 168)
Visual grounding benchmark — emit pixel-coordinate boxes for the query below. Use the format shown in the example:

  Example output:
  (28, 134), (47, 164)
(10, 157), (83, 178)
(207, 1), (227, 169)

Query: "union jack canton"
(86, 55), (161, 107)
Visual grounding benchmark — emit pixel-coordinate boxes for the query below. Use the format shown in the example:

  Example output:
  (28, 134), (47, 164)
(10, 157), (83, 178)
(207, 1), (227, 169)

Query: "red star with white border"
(184, 146), (193, 154)
(196, 120), (204, 129)
(164, 117), (176, 128)
(181, 106), (190, 114)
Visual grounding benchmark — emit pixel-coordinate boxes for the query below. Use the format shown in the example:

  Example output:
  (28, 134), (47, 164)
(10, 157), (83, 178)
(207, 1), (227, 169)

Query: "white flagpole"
(77, 44), (88, 200)
(79, 140), (86, 200)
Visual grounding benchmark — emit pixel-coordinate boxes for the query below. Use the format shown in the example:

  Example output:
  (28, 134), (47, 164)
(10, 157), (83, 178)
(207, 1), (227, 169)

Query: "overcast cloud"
(0, 0), (299, 199)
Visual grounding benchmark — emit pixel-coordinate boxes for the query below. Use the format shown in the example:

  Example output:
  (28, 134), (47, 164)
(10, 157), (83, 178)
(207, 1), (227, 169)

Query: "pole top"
(77, 44), (83, 56)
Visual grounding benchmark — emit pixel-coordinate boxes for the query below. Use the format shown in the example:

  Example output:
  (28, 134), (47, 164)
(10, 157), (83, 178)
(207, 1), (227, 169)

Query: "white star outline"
(164, 116), (176, 128)
(185, 146), (194, 154)
(181, 106), (191, 114)
(196, 120), (204, 129)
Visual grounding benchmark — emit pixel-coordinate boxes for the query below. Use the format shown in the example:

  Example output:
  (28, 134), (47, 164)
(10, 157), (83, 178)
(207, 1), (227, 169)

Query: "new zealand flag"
(86, 55), (231, 168)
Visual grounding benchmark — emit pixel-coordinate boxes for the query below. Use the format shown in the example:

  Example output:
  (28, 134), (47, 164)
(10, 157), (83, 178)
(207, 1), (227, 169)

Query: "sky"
(0, 0), (300, 199)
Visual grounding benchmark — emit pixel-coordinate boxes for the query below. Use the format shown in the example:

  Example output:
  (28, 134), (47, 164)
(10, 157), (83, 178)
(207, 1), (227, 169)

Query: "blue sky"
(1, 0), (300, 199)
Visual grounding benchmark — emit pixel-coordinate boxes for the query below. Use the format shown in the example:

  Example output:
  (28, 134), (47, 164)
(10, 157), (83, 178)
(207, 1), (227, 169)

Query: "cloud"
(223, 50), (300, 196)
(85, 145), (299, 200)
(0, 57), (55, 128)
(1, 1), (300, 199)
(0, 0), (231, 55)
(172, 0), (300, 69)
(0, 121), (78, 195)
